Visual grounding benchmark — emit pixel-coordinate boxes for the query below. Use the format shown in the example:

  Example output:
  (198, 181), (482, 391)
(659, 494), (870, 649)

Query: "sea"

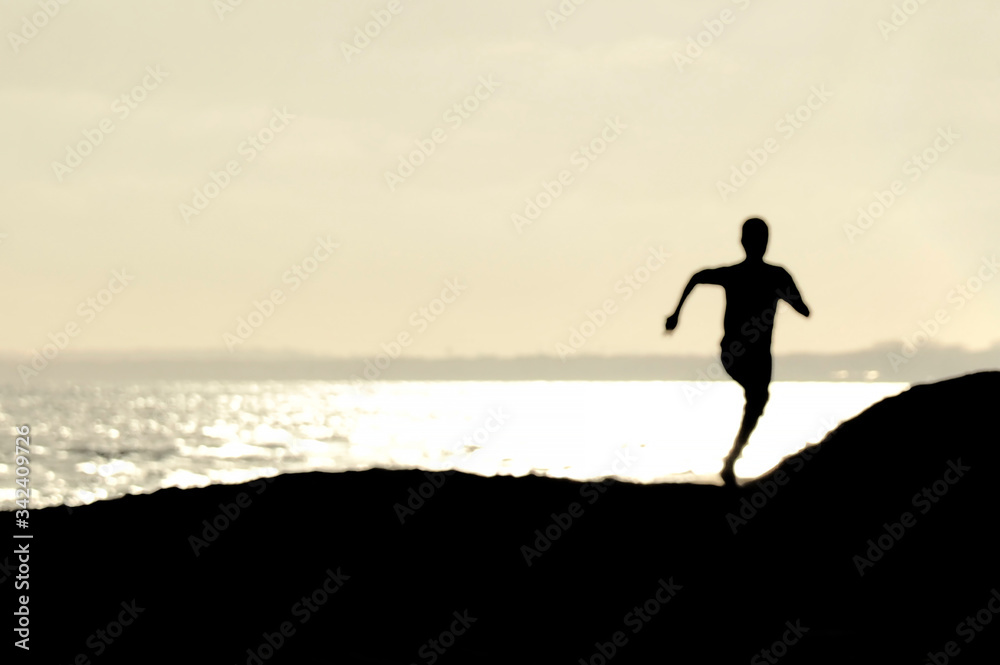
(0, 380), (909, 511)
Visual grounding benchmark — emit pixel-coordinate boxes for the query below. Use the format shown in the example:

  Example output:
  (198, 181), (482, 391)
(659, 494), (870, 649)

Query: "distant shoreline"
(0, 346), (996, 383)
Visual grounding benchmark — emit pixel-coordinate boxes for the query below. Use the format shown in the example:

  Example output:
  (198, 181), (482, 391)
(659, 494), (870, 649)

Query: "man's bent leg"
(721, 385), (769, 485)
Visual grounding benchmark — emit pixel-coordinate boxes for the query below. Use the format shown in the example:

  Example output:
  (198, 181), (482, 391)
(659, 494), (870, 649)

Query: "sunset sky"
(2, 0), (998, 362)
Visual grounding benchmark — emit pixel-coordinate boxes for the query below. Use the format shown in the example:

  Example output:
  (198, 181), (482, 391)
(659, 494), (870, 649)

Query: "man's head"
(741, 217), (768, 259)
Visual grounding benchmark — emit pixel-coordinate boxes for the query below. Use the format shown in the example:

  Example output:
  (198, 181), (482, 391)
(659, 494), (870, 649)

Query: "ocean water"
(0, 380), (908, 510)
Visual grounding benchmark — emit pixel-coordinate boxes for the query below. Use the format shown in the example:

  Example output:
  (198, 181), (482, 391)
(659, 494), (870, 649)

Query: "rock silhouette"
(13, 371), (999, 663)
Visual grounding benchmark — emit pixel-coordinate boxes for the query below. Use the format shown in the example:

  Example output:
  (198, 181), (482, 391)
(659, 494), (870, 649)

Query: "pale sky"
(2, 0), (998, 361)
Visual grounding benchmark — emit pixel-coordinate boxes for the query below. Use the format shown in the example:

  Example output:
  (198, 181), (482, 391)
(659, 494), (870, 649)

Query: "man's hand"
(665, 313), (679, 332)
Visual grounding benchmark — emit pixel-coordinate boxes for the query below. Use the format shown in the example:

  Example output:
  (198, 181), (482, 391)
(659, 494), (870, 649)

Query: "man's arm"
(666, 268), (723, 331)
(780, 269), (810, 317)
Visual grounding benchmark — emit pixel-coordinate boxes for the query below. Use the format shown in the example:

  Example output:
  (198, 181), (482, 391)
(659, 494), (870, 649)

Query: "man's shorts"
(722, 344), (772, 393)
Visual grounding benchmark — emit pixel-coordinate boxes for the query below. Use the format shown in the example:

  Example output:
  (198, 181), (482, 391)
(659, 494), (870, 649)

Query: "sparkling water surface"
(0, 380), (908, 510)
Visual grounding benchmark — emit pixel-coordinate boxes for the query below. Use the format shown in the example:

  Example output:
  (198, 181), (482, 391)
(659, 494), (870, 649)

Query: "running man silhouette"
(665, 218), (809, 487)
